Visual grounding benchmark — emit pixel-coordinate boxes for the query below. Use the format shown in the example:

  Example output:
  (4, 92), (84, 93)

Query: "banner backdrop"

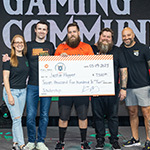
(0, 0), (150, 116)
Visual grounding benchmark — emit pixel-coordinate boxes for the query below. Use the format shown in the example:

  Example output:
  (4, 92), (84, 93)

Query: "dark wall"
(0, 0), (150, 116)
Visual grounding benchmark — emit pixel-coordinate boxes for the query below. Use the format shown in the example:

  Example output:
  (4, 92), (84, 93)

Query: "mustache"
(124, 38), (132, 41)
(101, 39), (109, 42)
(70, 35), (76, 38)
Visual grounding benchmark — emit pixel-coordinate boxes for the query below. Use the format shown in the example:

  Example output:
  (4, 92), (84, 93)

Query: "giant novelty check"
(39, 55), (115, 97)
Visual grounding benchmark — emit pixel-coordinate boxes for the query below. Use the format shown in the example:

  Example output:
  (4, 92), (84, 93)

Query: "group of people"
(2, 21), (150, 150)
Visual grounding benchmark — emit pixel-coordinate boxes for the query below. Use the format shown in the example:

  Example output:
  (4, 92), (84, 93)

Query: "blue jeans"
(3, 88), (26, 146)
(26, 85), (51, 143)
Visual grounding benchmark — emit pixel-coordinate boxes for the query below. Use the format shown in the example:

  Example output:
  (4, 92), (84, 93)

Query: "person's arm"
(55, 44), (68, 56)
(118, 68), (128, 101)
(144, 45), (150, 70)
(55, 49), (68, 56)
(3, 70), (15, 105)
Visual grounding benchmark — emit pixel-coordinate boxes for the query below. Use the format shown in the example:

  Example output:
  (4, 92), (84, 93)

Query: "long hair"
(10, 35), (27, 67)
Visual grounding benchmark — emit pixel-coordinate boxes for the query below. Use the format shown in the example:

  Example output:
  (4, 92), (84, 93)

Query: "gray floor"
(0, 126), (146, 150)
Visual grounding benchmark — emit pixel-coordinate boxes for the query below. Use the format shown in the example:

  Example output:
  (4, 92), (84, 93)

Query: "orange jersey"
(55, 41), (94, 56)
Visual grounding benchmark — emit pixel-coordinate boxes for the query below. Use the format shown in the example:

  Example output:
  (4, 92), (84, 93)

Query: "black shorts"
(59, 96), (89, 121)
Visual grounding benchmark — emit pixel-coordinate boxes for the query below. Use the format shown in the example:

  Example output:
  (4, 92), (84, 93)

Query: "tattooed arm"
(120, 68), (128, 88)
(118, 68), (128, 101)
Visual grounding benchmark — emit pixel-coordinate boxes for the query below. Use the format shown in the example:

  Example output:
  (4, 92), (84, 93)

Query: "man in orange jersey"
(55, 22), (94, 150)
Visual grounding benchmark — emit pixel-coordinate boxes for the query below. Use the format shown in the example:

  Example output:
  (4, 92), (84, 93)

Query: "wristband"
(121, 87), (126, 90)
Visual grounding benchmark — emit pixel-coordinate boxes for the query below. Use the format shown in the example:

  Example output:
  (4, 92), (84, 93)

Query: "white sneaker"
(24, 142), (35, 150)
(36, 142), (49, 150)
(12, 143), (19, 150)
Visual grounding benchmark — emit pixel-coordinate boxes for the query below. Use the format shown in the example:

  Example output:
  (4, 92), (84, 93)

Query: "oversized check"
(39, 55), (115, 97)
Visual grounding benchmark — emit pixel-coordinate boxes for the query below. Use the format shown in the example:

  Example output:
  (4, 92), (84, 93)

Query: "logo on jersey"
(55, 62), (66, 72)
(133, 50), (139, 56)
(64, 48), (68, 50)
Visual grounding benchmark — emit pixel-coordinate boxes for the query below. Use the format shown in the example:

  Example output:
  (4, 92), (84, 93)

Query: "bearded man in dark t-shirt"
(121, 27), (150, 150)
(91, 28), (128, 150)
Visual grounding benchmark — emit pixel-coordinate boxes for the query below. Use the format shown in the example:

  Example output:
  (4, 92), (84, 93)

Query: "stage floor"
(0, 126), (146, 150)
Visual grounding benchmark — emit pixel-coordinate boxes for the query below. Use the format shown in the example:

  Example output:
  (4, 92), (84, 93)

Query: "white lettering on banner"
(89, 0), (108, 15)
(89, 0), (130, 16)
(116, 20), (149, 46)
(75, 16), (101, 43)
(48, 16), (73, 48)
(3, 0), (130, 16)
(50, 0), (69, 15)
(2, 18), (150, 49)
(26, 0), (48, 15)
(102, 20), (113, 28)
(3, 0), (23, 15)
(1, 0), (150, 49)
(2, 20), (22, 48)
(77, 0), (86, 15)
(110, 0), (131, 15)
(24, 20), (40, 42)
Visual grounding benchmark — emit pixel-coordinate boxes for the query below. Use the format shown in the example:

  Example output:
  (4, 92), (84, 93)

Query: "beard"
(123, 38), (134, 47)
(66, 36), (81, 48)
(97, 40), (113, 54)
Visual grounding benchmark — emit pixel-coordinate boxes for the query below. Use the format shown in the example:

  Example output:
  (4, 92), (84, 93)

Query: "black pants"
(59, 96), (89, 121)
(91, 94), (119, 143)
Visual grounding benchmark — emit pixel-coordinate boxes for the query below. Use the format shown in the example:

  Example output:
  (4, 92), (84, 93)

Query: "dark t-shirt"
(121, 42), (150, 88)
(3, 56), (29, 89)
(27, 40), (55, 86)
(91, 45), (127, 90)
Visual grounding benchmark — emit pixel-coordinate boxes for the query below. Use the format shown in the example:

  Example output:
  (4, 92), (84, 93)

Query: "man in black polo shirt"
(122, 27), (150, 150)
(91, 28), (128, 150)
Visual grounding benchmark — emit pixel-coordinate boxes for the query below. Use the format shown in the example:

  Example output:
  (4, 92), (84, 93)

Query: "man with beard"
(54, 22), (94, 150)
(91, 28), (127, 150)
(121, 27), (150, 150)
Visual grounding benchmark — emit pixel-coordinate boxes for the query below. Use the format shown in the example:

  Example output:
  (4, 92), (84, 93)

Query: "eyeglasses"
(14, 41), (24, 45)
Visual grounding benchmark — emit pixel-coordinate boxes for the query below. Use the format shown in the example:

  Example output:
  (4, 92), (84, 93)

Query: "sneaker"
(143, 140), (150, 150)
(24, 142), (35, 150)
(123, 137), (141, 147)
(36, 142), (49, 150)
(112, 141), (121, 150)
(12, 143), (19, 150)
(95, 138), (104, 149)
(20, 145), (30, 150)
(81, 141), (91, 150)
(55, 141), (65, 150)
